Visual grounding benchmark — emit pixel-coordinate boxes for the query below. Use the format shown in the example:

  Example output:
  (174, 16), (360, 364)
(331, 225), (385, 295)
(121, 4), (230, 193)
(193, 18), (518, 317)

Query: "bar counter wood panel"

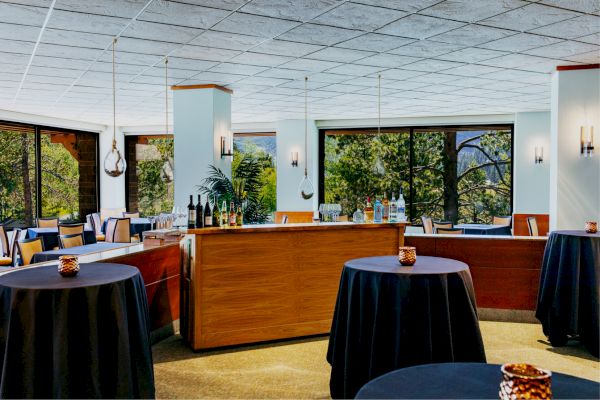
(182, 223), (407, 350)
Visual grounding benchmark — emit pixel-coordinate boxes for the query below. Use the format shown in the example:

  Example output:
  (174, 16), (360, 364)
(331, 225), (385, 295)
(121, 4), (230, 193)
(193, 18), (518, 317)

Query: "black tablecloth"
(0, 263), (155, 398)
(456, 224), (512, 235)
(536, 230), (600, 357)
(31, 242), (134, 263)
(26, 227), (97, 249)
(102, 218), (151, 240)
(327, 256), (486, 399)
(356, 363), (600, 399)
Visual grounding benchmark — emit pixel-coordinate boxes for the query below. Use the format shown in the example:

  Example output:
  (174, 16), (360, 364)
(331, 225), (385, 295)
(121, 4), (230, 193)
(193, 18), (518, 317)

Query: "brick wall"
(76, 133), (98, 220)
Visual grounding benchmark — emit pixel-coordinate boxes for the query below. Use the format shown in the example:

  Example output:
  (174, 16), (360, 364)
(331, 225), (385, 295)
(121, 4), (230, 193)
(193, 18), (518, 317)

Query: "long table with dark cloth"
(102, 217), (152, 241)
(31, 242), (133, 263)
(0, 263), (155, 398)
(355, 363), (600, 399)
(26, 227), (96, 249)
(455, 223), (512, 235)
(536, 230), (600, 357)
(327, 255), (486, 399)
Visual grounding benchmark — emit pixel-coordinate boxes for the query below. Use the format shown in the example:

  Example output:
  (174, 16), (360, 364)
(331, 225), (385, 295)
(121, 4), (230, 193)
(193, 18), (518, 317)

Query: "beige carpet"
(153, 321), (599, 399)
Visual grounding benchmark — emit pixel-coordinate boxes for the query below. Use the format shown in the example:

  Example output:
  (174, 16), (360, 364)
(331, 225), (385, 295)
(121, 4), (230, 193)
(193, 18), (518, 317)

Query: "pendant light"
(298, 76), (314, 200)
(373, 74), (385, 176)
(103, 37), (126, 177)
(161, 57), (174, 182)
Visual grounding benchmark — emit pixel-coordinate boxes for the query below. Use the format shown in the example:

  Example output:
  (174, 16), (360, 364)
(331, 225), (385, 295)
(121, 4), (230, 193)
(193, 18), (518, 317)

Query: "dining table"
(0, 263), (155, 398)
(455, 223), (512, 235)
(355, 363), (600, 399)
(26, 227), (96, 249)
(102, 217), (152, 241)
(31, 242), (134, 263)
(536, 230), (600, 357)
(327, 255), (486, 399)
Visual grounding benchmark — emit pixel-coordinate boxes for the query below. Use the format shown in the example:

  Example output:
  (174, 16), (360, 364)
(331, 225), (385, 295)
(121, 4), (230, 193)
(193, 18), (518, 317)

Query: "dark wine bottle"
(204, 195), (213, 227)
(212, 195), (219, 226)
(187, 195), (195, 229)
(195, 194), (203, 228)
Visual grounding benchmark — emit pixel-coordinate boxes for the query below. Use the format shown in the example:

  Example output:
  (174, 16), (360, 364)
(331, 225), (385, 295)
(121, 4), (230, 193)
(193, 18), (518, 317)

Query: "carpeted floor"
(152, 321), (599, 399)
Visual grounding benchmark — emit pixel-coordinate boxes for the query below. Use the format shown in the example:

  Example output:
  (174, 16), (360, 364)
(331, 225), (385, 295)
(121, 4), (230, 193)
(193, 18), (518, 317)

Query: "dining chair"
(493, 216), (512, 226)
(421, 216), (434, 234)
(433, 221), (453, 233)
(37, 217), (59, 228)
(10, 229), (21, 267)
(435, 227), (465, 235)
(527, 217), (539, 236)
(281, 215), (288, 224)
(0, 225), (12, 266)
(105, 218), (137, 243)
(58, 223), (85, 237)
(90, 212), (105, 241)
(122, 211), (140, 218)
(59, 233), (85, 249)
(17, 237), (44, 266)
(100, 208), (126, 223)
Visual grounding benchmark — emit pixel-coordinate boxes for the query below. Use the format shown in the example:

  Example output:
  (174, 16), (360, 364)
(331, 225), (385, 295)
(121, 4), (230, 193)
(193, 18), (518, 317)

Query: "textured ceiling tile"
(563, 50), (600, 63)
(375, 68), (427, 80)
(28, 64), (83, 78)
(538, 0), (600, 13)
(256, 68), (308, 79)
(212, 13), (300, 37)
(230, 52), (294, 67)
(0, 22), (39, 42)
(277, 24), (362, 46)
(377, 14), (465, 39)
(307, 72), (353, 83)
(176, 0), (248, 10)
(336, 33), (414, 52)
(0, 2), (47, 26)
(319, 83), (368, 93)
(529, 15), (600, 39)
(428, 25), (515, 46)
(420, 0), (528, 23)
(97, 51), (163, 66)
(444, 64), (503, 76)
(190, 30), (264, 51)
(182, 72), (244, 85)
(313, 3), (406, 31)
(124, 20), (203, 43)
(140, 1), (229, 29)
(240, 0), (341, 22)
(400, 59), (465, 72)
(435, 47), (508, 62)
(524, 40), (599, 57)
(478, 32), (563, 52)
(486, 69), (550, 84)
(479, 53), (553, 68)
(55, 0), (147, 18)
(480, 3), (581, 31)
(35, 42), (100, 60)
(279, 79), (331, 89)
(282, 58), (342, 72)
(383, 79), (430, 89)
(346, 76), (396, 86)
(307, 47), (375, 62)
(576, 32), (600, 44)
(47, 10), (128, 35)
(170, 44), (240, 61)
(325, 63), (384, 76)
(209, 62), (269, 76)
(387, 40), (464, 57)
(116, 37), (181, 55)
(354, 53), (421, 67)
(353, 0), (442, 13)
(238, 75), (291, 86)
(410, 73), (458, 84)
(250, 39), (323, 57)
(42, 29), (111, 49)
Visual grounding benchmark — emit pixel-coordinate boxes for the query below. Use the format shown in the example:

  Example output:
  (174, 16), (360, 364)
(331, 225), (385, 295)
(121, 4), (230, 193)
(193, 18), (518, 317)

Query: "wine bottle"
(364, 196), (374, 223)
(220, 200), (227, 227)
(212, 195), (220, 226)
(236, 205), (243, 226)
(229, 201), (236, 227)
(382, 192), (389, 222)
(398, 188), (406, 222)
(195, 194), (203, 228)
(204, 195), (213, 227)
(389, 192), (398, 222)
(373, 196), (383, 223)
(187, 195), (196, 229)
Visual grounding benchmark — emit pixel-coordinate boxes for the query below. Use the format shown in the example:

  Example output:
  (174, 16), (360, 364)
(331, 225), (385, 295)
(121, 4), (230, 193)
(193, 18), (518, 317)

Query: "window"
(320, 125), (513, 224)
(0, 122), (99, 227)
(233, 133), (276, 215)
(125, 135), (174, 216)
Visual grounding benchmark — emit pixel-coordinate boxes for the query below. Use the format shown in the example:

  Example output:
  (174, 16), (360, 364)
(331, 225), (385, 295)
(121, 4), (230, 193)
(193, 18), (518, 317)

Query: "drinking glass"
(148, 215), (156, 231)
(319, 204), (325, 221)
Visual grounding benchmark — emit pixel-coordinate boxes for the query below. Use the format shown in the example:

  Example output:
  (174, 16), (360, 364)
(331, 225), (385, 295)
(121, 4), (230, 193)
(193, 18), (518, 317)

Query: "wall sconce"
(291, 151), (298, 167)
(580, 126), (594, 157)
(220, 135), (233, 158)
(534, 146), (543, 164)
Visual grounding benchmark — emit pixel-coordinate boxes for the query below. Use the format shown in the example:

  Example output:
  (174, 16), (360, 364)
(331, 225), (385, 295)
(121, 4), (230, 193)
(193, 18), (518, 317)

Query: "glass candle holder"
(499, 363), (552, 400)
(585, 221), (598, 234)
(58, 255), (80, 277)
(398, 246), (417, 266)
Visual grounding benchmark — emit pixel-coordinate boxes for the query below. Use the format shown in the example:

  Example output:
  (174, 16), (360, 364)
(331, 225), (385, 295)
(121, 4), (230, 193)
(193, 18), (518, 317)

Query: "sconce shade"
(535, 146), (543, 164)
(581, 126), (594, 157)
(291, 152), (298, 167)
(221, 135), (233, 158)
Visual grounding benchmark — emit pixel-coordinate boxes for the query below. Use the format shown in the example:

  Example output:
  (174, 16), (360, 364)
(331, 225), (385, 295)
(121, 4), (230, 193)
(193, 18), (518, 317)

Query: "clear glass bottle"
(364, 197), (374, 223)
(353, 208), (364, 223)
(398, 188), (406, 221)
(382, 192), (389, 222)
(373, 196), (383, 223)
(220, 200), (227, 227)
(389, 192), (398, 222)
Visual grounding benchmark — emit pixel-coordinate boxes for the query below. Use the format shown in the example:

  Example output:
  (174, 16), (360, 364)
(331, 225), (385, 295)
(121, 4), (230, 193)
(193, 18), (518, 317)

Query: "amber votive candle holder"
(58, 255), (80, 277)
(398, 246), (417, 266)
(499, 363), (552, 400)
(585, 221), (598, 234)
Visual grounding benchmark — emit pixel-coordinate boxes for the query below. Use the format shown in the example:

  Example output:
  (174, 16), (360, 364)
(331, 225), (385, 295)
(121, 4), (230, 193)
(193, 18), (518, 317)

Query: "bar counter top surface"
(186, 221), (408, 234)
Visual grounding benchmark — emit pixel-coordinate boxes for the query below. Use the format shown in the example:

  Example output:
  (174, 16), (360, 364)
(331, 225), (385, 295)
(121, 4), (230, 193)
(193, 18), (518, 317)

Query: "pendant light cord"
(165, 57), (169, 135)
(112, 37), (117, 147)
(377, 74), (381, 136)
(304, 76), (308, 177)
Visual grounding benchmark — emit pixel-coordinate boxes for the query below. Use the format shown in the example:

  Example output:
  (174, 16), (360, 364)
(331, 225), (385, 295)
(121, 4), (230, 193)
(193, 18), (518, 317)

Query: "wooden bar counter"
(180, 222), (408, 350)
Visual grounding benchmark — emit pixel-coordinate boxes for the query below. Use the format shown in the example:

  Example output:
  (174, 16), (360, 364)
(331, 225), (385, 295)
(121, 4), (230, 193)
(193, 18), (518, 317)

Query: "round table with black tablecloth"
(0, 263), (155, 398)
(355, 363), (600, 399)
(327, 255), (486, 399)
(455, 223), (512, 235)
(536, 230), (600, 357)
(26, 227), (97, 250)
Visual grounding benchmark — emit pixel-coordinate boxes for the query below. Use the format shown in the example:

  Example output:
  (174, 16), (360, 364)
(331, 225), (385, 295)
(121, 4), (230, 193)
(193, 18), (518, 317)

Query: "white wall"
(513, 112), (551, 214)
(275, 119), (319, 212)
(550, 68), (600, 230)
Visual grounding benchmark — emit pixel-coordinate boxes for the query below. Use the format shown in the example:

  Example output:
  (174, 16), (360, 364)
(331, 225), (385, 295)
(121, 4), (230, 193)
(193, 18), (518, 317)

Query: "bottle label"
(205, 216), (212, 226)
(188, 209), (195, 223)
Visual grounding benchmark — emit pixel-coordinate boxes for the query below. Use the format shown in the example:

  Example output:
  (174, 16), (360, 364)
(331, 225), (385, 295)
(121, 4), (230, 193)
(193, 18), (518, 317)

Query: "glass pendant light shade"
(104, 139), (126, 177)
(298, 169), (314, 200)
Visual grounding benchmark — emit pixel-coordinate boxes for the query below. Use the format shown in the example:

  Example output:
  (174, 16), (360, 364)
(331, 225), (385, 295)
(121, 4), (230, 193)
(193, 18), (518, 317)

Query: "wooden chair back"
(91, 213), (103, 235)
(435, 227), (465, 235)
(527, 217), (539, 236)
(421, 216), (434, 234)
(122, 211), (140, 218)
(433, 221), (453, 233)
(58, 223), (85, 236)
(0, 225), (9, 257)
(493, 216), (512, 226)
(37, 217), (58, 228)
(105, 218), (131, 243)
(100, 208), (126, 223)
(17, 237), (44, 266)
(59, 233), (84, 249)
(10, 229), (21, 267)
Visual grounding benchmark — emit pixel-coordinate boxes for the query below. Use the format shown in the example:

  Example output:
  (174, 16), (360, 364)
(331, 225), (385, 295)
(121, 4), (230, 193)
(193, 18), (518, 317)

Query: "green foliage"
(40, 135), (79, 220)
(136, 138), (174, 216)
